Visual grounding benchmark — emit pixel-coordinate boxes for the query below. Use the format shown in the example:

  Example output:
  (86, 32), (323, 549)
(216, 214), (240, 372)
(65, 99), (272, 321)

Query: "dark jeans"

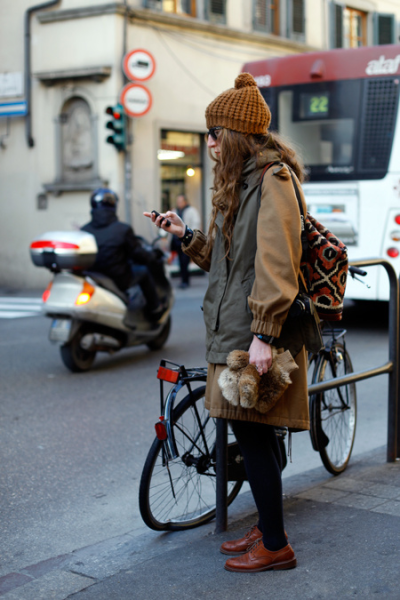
(178, 249), (191, 285)
(230, 420), (287, 552)
(130, 264), (160, 311)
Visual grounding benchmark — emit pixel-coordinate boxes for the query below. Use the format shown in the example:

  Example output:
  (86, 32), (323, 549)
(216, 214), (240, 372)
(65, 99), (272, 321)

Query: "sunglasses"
(207, 126), (223, 140)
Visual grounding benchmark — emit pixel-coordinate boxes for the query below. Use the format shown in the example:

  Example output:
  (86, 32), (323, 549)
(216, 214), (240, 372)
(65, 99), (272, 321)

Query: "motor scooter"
(30, 230), (174, 372)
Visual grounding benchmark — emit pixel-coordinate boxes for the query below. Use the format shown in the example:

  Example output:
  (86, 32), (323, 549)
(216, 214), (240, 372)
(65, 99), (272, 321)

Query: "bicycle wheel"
(311, 343), (357, 475)
(139, 385), (243, 531)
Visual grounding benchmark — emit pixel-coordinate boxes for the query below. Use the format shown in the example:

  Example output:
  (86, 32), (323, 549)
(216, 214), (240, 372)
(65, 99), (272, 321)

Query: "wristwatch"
(255, 334), (275, 344)
(180, 226), (194, 246)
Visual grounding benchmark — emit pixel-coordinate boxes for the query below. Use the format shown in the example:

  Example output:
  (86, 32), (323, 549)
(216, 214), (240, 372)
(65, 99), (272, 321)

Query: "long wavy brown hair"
(205, 129), (305, 260)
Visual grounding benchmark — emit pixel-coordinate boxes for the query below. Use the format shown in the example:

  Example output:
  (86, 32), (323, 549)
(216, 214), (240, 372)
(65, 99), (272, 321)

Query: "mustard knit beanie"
(205, 73), (271, 135)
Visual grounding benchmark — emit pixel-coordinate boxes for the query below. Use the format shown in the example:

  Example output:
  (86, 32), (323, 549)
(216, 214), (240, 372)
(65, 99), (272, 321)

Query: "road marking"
(0, 297), (42, 319)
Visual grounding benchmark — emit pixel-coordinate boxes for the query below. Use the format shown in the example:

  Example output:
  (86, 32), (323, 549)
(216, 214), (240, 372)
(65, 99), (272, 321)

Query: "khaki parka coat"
(183, 149), (309, 431)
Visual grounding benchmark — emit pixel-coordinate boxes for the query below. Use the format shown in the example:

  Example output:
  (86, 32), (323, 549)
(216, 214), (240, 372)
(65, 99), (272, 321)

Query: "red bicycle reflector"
(75, 281), (95, 305)
(31, 240), (79, 250)
(42, 281), (53, 303)
(155, 419), (168, 440)
(387, 247), (399, 258)
(157, 366), (179, 383)
(395, 215), (400, 225)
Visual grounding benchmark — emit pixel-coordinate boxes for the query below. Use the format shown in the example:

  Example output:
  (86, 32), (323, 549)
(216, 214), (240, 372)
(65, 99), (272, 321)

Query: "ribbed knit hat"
(205, 73), (271, 135)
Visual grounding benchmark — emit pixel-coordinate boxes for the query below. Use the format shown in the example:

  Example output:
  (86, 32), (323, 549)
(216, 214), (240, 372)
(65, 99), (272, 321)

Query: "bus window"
(277, 82), (359, 176)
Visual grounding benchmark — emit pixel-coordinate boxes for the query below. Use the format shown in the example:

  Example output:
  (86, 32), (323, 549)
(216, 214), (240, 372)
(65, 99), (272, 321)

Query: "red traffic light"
(105, 105), (122, 119)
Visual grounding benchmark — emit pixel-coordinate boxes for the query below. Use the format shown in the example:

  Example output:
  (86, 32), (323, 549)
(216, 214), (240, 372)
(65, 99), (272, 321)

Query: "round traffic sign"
(123, 49), (156, 82)
(120, 83), (152, 118)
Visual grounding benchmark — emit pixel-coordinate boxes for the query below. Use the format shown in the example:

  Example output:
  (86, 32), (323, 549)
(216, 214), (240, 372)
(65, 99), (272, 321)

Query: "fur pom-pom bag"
(218, 348), (298, 414)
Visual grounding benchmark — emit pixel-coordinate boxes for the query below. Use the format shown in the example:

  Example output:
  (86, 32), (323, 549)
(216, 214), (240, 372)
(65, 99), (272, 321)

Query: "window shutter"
(292, 0), (304, 34)
(206, 0), (226, 23)
(330, 2), (343, 48)
(376, 14), (396, 45)
(254, 0), (272, 33)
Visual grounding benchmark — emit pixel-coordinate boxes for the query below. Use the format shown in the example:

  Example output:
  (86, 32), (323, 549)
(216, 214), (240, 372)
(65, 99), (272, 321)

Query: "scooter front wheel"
(146, 315), (171, 351)
(60, 328), (96, 372)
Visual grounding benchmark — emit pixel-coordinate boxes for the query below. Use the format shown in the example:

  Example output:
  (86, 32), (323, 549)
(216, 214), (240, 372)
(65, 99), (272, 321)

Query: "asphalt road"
(0, 277), (390, 586)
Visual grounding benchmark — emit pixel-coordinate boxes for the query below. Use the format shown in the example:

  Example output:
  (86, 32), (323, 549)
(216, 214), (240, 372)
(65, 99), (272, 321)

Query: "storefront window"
(158, 130), (203, 225)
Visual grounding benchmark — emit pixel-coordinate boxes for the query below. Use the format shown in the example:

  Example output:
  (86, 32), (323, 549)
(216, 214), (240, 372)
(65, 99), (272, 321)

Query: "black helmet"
(90, 188), (118, 210)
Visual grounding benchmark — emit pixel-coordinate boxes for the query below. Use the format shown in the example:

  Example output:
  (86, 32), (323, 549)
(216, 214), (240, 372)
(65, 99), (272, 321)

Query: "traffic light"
(105, 103), (126, 151)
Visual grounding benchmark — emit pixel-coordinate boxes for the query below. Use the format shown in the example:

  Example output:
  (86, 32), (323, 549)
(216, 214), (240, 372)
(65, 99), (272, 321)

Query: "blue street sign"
(0, 101), (27, 118)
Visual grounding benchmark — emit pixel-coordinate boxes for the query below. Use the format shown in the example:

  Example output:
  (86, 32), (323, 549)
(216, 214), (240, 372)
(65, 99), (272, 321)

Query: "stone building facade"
(0, 0), (399, 287)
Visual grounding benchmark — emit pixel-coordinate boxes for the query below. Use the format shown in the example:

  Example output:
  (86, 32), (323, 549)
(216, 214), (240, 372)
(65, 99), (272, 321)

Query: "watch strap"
(256, 334), (275, 344)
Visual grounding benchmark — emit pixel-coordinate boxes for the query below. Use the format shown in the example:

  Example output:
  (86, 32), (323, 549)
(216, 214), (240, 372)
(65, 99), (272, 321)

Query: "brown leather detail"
(224, 540), (296, 573)
(220, 525), (262, 556)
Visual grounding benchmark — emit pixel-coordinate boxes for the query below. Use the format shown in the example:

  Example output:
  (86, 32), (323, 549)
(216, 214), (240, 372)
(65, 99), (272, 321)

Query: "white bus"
(244, 45), (400, 301)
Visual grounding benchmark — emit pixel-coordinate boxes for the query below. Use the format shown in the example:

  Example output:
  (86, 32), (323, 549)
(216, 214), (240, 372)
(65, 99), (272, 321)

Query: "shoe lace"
(249, 538), (262, 553)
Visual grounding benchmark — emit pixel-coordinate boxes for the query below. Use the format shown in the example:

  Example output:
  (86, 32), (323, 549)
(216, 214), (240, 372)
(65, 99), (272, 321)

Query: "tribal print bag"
(300, 212), (348, 321)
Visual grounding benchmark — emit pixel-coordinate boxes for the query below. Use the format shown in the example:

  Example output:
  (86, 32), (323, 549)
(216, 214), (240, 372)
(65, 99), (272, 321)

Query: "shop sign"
(0, 100), (27, 118)
(120, 83), (152, 118)
(123, 49), (156, 82)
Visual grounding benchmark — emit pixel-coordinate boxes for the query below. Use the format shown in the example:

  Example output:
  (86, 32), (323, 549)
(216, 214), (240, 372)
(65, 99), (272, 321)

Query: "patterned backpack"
(259, 163), (349, 321)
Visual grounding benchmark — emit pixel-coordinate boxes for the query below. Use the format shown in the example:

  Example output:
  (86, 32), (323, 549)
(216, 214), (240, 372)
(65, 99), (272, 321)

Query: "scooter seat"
(84, 272), (129, 305)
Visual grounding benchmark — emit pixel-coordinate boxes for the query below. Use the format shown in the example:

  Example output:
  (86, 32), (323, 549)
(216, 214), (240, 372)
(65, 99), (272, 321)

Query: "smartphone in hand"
(151, 210), (171, 227)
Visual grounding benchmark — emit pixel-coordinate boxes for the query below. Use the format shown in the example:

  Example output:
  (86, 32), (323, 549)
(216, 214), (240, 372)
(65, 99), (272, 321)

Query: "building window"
(287, 0), (305, 42)
(331, 4), (396, 49)
(343, 7), (367, 47)
(254, 0), (280, 35)
(374, 13), (396, 45)
(145, 0), (196, 17)
(205, 0), (226, 25)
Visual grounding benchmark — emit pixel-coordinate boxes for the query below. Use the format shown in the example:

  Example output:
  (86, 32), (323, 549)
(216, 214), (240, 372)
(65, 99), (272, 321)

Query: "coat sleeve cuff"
(251, 319), (283, 338)
(182, 229), (206, 255)
(181, 229), (211, 272)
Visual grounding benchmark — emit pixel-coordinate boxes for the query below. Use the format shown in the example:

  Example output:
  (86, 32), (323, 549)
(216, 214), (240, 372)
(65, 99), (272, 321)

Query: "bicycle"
(139, 266), (364, 530)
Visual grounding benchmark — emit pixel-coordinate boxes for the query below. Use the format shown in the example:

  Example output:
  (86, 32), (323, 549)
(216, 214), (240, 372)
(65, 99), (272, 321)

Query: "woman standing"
(145, 73), (309, 573)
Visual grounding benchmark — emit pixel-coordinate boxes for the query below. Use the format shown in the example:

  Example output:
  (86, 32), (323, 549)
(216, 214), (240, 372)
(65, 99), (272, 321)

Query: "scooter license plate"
(49, 318), (71, 342)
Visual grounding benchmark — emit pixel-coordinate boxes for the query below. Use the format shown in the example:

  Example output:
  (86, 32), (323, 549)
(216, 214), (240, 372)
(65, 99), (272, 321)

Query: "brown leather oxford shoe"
(224, 539), (297, 573)
(220, 524), (262, 556)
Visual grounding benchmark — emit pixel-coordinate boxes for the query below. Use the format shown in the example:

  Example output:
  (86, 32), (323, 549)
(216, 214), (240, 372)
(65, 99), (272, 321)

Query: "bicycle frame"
(156, 359), (207, 460)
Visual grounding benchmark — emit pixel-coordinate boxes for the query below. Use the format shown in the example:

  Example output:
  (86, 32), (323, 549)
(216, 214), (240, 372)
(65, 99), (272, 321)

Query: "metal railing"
(215, 259), (400, 533)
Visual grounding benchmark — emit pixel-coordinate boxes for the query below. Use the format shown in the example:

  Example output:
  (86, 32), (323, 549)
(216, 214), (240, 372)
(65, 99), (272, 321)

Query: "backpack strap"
(257, 161), (280, 207)
(288, 170), (308, 264)
(258, 161), (309, 289)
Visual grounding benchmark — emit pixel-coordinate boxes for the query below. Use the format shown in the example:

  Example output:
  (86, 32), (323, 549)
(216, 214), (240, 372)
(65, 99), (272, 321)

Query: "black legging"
(230, 420), (287, 552)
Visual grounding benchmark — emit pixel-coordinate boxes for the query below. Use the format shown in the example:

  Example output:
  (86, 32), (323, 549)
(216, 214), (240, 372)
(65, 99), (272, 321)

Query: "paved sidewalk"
(2, 446), (399, 600)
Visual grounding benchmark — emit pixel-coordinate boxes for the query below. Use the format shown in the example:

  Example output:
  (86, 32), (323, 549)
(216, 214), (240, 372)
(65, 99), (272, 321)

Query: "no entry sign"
(123, 49), (156, 82)
(120, 83), (152, 118)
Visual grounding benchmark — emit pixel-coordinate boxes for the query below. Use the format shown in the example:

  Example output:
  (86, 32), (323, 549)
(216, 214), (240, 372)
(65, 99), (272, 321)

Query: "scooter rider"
(81, 188), (165, 321)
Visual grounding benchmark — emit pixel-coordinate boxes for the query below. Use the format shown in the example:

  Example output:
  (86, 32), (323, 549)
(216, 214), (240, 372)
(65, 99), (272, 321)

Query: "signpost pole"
(122, 1), (132, 226)
(124, 144), (132, 225)
(120, 48), (156, 225)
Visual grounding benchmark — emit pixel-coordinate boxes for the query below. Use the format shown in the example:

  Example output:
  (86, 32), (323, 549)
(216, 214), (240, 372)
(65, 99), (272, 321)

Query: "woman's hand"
(143, 211), (186, 238)
(248, 335), (273, 375)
